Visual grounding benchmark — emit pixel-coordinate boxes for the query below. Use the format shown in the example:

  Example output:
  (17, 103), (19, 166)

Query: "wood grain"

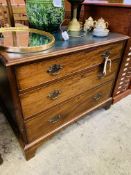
(0, 31), (128, 160)
(0, 33), (128, 67)
(20, 60), (120, 118)
(15, 42), (123, 92)
(23, 98), (112, 160)
(25, 81), (114, 142)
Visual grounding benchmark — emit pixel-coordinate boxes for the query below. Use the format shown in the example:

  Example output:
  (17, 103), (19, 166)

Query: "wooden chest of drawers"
(0, 32), (129, 160)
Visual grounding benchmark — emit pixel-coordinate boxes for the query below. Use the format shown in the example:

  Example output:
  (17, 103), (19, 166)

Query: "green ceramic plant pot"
(26, 0), (65, 32)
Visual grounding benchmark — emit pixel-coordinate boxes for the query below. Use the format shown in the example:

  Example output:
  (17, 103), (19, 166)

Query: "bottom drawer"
(25, 81), (113, 142)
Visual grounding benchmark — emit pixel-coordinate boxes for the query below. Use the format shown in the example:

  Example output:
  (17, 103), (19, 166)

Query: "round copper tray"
(0, 27), (55, 53)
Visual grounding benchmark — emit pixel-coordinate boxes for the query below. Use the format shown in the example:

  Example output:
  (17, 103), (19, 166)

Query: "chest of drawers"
(0, 32), (129, 160)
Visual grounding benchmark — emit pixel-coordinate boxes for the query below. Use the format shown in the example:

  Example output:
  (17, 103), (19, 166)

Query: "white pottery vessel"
(84, 17), (94, 31)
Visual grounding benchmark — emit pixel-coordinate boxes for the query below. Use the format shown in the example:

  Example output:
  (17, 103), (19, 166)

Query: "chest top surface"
(0, 32), (129, 67)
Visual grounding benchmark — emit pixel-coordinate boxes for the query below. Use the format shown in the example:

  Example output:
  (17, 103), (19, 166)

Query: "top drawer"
(15, 42), (124, 92)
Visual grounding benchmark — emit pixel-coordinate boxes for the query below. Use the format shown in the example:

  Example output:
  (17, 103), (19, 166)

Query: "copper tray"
(0, 27), (55, 53)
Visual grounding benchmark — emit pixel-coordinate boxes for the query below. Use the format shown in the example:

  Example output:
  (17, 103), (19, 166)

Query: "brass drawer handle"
(48, 115), (62, 124)
(93, 93), (102, 101)
(48, 90), (61, 100)
(102, 50), (111, 58)
(47, 64), (63, 75)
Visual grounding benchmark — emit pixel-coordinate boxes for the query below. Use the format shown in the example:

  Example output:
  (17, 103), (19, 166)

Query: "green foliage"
(26, 0), (64, 32)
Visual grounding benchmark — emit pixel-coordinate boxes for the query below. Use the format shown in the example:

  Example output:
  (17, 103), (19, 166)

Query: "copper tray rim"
(0, 27), (55, 53)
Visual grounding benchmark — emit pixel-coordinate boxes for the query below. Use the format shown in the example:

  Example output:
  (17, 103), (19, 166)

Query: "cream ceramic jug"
(94, 18), (109, 29)
(84, 17), (94, 31)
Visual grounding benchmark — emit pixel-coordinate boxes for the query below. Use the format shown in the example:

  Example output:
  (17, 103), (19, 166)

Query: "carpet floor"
(0, 95), (131, 175)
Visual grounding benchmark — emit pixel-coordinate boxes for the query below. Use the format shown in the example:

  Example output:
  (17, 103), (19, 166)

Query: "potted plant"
(26, 0), (65, 32)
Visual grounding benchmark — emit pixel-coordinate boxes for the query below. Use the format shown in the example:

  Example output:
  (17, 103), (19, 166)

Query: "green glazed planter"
(26, 0), (65, 32)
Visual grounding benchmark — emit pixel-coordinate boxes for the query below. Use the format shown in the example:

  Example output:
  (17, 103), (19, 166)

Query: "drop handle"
(101, 50), (112, 76)
(47, 64), (63, 75)
(48, 90), (61, 100)
(48, 115), (62, 124)
(93, 93), (102, 101)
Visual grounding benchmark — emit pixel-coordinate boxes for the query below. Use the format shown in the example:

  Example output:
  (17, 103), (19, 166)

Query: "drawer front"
(25, 81), (113, 142)
(20, 60), (119, 118)
(16, 42), (123, 91)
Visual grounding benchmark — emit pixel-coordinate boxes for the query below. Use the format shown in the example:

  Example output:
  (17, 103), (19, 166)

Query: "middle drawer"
(20, 60), (119, 119)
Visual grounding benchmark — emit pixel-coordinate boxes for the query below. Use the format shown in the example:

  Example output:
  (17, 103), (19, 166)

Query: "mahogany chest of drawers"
(0, 32), (129, 160)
